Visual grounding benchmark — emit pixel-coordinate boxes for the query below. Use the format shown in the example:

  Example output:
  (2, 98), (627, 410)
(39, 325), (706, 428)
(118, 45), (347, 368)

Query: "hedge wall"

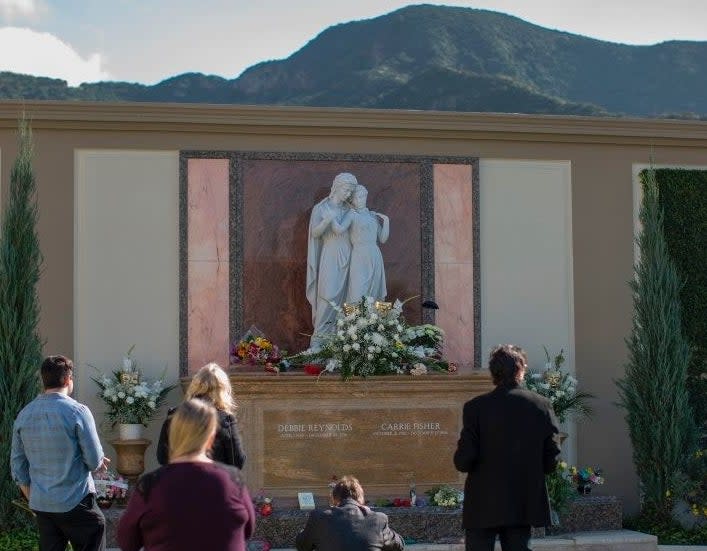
(652, 168), (707, 432)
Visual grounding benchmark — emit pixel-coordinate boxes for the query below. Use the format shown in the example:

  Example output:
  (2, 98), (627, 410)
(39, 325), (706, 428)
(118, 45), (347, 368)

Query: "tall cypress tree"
(0, 118), (43, 527)
(616, 166), (697, 513)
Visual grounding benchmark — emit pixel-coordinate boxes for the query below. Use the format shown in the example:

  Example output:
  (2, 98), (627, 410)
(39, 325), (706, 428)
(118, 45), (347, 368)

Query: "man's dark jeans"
(34, 493), (106, 551)
(465, 525), (532, 551)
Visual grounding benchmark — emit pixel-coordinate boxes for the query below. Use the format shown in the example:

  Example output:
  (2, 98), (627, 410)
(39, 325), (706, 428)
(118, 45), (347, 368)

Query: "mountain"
(2, 4), (707, 118)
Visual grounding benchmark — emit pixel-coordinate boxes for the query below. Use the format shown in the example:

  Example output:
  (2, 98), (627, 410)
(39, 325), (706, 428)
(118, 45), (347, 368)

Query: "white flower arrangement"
(294, 296), (450, 380)
(524, 347), (594, 423)
(91, 346), (176, 426)
(426, 485), (463, 507)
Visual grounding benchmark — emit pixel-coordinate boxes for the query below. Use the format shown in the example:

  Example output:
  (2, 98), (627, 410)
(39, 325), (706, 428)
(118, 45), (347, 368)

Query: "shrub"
(616, 166), (697, 513)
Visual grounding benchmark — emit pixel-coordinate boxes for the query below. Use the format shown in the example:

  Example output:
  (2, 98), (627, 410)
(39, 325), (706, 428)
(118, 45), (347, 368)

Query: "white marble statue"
(306, 173), (357, 349)
(332, 184), (389, 304)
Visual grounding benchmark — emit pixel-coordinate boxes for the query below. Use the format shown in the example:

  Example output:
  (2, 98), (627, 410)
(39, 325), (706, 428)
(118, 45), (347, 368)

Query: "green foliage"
(0, 526), (39, 551)
(546, 462), (576, 515)
(653, 169), (707, 434)
(625, 505), (707, 545)
(0, 119), (43, 527)
(616, 167), (697, 512)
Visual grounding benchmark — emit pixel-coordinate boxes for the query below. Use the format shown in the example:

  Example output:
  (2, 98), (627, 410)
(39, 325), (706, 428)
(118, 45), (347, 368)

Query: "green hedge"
(652, 168), (707, 430)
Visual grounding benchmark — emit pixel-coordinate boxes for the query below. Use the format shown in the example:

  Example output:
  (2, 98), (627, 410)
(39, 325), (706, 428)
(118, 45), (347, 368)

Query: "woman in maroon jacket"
(118, 399), (256, 551)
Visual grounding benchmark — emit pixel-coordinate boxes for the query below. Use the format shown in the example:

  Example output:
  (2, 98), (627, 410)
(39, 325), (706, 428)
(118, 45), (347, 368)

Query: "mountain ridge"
(1, 4), (706, 118)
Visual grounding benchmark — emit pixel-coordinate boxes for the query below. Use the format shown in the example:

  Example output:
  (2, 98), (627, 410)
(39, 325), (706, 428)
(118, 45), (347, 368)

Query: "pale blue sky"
(1, 0), (706, 86)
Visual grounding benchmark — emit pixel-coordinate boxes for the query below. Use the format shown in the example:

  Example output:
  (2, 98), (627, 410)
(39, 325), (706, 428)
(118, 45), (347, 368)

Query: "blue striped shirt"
(10, 392), (104, 512)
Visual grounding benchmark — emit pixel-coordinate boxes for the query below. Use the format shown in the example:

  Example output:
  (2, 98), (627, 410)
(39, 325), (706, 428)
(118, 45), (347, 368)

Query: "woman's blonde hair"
(168, 398), (217, 461)
(185, 362), (235, 413)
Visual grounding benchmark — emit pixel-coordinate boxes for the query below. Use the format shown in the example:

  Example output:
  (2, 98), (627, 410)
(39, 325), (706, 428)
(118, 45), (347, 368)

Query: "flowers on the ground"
(94, 469), (128, 502)
(546, 461), (576, 516)
(670, 446), (707, 520)
(292, 296), (451, 380)
(426, 485), (463, 507)
(230, 326), (284, 368)
(524, 346), (594, 423)
(92, 346), (176, 426)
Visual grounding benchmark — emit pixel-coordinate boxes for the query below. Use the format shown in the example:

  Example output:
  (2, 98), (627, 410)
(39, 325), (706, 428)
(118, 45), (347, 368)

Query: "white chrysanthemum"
(148, 401), (156, 409)
(367, 353), (373, 360)
(337, 319), (344, 327)
(368, 345), (375, 352)
(378, 324), (384, 331)
(117, 391), (126, 399)
(352, 342), (360, 351)
(371, 333), (385, 346)
(126, 396), (134, 404)
(343, 344), (351, 352)
(363, 333), (371, 341)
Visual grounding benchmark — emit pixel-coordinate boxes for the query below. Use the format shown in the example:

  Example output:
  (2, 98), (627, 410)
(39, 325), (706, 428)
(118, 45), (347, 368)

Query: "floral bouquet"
(93, 468), (129, 508)
(292, 296), (450, 380)
(230, 326), (284, 371)
(571, 466), (604, 494)
(524, 346), (594, 423)
(253, 489), (273, 516)
(546, 461), (576, 518)
(92, 346), (176, 426)
(426, 485), (463, 507)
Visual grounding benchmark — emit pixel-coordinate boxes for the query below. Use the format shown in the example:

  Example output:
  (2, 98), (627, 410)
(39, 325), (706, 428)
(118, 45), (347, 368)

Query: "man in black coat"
(296, 475), (405, 551)
(454, 344), (561, 551)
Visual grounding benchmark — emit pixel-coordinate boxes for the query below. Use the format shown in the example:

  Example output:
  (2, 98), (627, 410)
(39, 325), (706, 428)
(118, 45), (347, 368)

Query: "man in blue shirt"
(11, 355), (110, 551)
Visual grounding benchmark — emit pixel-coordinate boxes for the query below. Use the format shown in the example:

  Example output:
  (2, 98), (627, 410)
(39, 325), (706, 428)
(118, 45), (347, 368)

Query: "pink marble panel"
(434, 163), (475, 370)
(433, 164), (473, 263)
(187, 260), (230, 374)
(434, 262), (475, 370)
(187, 159), (229, 262)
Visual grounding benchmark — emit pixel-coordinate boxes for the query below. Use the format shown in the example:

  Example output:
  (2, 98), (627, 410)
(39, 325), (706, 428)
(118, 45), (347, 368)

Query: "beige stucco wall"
(2, 101), (707, 512)
(74, 150), (180, 451)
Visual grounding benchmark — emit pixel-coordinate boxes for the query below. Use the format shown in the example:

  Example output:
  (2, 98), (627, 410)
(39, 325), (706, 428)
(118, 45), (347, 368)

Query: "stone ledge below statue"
(103, 495), (621, 548)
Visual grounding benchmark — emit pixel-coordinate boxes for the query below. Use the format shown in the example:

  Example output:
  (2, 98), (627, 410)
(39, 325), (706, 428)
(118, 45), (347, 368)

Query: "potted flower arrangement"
(292, 296), (451, 380)
(524, 347), (594, 423)
(93, 468), (129, 509)
(92, 346), (176, 440)
(571, 465), (604, 495)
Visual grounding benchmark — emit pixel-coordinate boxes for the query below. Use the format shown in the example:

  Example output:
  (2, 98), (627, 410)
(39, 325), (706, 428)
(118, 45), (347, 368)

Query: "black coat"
(157, 407), (246, 469)
(296, 498), (405, 551)
(453, 385), (560, 529)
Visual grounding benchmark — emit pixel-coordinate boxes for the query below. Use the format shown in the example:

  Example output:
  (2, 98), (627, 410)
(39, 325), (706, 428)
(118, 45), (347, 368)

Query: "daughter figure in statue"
(332, 184), (390, 303)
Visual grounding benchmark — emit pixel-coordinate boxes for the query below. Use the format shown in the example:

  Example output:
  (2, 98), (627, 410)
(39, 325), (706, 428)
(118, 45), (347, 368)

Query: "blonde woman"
(118, 399), (256, 551)
(157, 362), (246, 468)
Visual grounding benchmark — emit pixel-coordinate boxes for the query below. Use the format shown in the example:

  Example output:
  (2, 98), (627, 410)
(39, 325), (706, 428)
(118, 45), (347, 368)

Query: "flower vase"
(577, 484), (591, 495)
(118, 423), (143, 440)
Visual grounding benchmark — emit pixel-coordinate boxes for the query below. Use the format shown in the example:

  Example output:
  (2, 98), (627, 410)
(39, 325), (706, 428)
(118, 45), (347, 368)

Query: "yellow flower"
(559, 461), (568, 470)
(665, 490), (671, 497)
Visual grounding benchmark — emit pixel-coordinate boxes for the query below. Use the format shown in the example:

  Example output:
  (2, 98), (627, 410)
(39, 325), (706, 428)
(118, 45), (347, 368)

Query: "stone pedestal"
(110, 439), (152, 485)
(208, 371), (495, 502)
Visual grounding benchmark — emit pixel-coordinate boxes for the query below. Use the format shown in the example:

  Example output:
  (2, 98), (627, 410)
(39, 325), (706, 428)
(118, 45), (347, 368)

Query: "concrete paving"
(105, 528), (697, 551)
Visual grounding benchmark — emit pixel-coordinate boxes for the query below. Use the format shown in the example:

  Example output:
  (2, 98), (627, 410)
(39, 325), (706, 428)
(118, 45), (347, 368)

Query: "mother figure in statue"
(306, 173), (358, 349)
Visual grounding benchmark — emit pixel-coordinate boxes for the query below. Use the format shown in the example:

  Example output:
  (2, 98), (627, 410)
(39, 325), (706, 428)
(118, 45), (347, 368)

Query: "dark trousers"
(465, 525), (531, 551)
(34, 493), (106, 551)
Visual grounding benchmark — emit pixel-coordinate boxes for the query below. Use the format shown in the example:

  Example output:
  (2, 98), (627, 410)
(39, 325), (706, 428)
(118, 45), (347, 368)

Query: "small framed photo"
(297, 492), (315, 510)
